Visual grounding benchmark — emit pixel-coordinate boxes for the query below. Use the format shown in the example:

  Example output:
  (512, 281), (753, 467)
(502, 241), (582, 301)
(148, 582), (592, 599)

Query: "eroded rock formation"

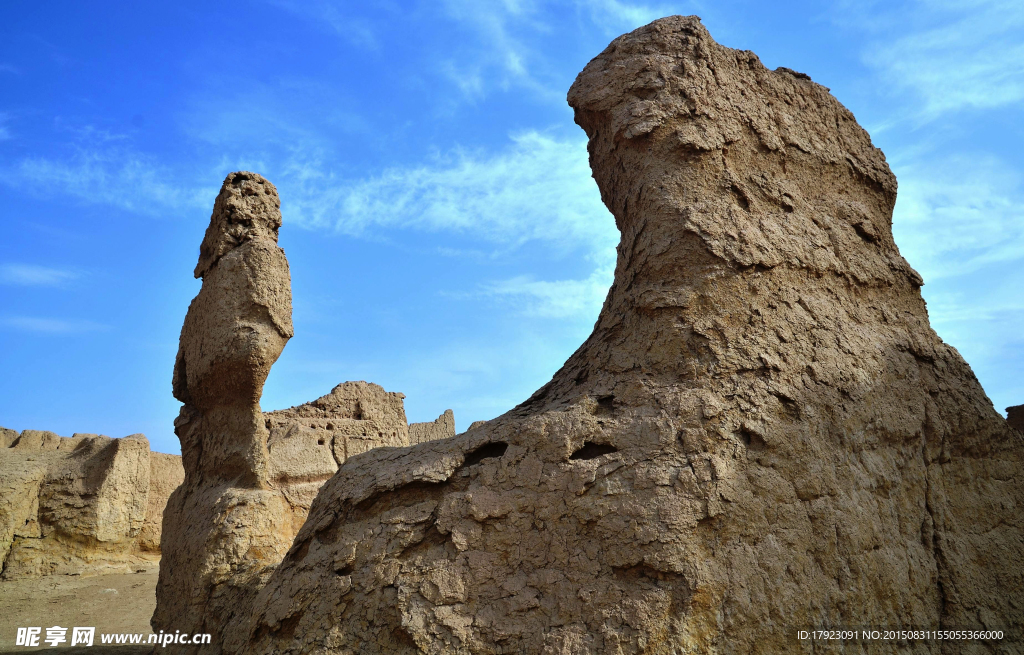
(155, 172), (456, 643)
(212, 16), (1024, 654)
(155, 171), (298, 638)
(0, 429), (183, 577)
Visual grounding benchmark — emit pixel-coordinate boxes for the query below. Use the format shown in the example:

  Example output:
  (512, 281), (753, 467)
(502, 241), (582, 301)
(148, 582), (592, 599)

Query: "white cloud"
(3, 148), (212, 215)
(477, 248), (615, 318)
(1, 264), (79, 287)
(1, 316), (107, 334)
(436, 0), (556, 102)
(281, 130), (619, 254)
(861, 0), (1024, 116)
(576, 0), (677, 33)
(891, 154), (1024, 280)
(436, 0), (676, 100)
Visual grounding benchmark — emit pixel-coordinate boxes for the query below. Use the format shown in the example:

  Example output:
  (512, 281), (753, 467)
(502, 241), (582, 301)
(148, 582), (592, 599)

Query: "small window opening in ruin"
(570, 442), (618, 461)
(317, 438), (325, 446)
(463, 442), (508, 467)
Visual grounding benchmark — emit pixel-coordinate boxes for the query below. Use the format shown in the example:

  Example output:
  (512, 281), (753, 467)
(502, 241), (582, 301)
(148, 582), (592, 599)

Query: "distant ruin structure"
(0, 429), (182, 578)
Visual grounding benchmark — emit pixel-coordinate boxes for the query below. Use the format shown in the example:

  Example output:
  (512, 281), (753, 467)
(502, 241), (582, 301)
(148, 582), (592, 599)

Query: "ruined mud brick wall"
(0, 429), (183, 578)
(263, 381), (413, 516)
(409, 409), (456, 445)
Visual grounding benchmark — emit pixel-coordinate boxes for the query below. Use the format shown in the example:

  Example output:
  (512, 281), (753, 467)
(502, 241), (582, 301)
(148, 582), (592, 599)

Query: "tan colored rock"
(155, 171), (302, 640)
(1, 427), (18, 449)
(136, 452), (185, 553)
(410, 409), (456, 445)
(2, 427), (183, 577)
(1, 433), (155, 577)
(1007, 405), (1024, 433)
(219, 16), (1024, 654)
(0, 450), (49, 571)
(10, 429), (62, 451)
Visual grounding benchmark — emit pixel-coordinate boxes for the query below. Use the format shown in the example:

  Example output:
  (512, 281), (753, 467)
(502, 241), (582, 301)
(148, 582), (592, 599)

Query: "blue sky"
(1, 0), (1021, 455)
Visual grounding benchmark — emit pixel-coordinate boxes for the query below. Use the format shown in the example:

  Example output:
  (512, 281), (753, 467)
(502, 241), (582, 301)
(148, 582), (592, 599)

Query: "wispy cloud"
(859, 0), (1024, 117)
(281, 130), (618, 254)
(2, 147), (212, 215)
(1, 316), (107, 334)
(436, 0), (675, 101)
(476, 249), (615, 318)
(891, 154), (1024, 280)
(437, 0), (555, 101)
(0, 112), (11, 141)
(264, 0), (380, 49)
(576, 0), (677, 33)
(1, 264), (80, 287)
(0, 63), (17, 74)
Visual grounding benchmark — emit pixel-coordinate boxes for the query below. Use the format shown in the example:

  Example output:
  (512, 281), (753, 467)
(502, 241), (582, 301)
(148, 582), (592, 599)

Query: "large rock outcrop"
(214, 16), (1024, 654)
(155, 172), (457, 642)
(0, 429), (183, 577)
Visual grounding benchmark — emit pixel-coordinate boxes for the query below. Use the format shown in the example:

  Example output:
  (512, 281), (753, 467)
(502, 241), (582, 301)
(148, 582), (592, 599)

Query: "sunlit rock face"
(1, 429), (183, 578)
(154, 172), (299, 641)
(178, 17), (1022, 655)
(153, 174), (440, 650)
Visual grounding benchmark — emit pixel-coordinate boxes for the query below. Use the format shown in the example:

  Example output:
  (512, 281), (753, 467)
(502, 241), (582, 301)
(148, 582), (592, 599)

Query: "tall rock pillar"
(153, 172), (297, 647)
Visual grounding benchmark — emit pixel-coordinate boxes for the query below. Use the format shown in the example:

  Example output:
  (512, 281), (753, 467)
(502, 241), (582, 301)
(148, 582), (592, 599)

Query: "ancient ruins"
(0, 429), (183, 578)
(146, 15), (1023, 654)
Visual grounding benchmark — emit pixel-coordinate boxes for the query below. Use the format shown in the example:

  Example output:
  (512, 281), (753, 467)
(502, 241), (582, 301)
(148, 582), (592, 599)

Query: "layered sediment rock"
(0, 429), (183, 577)
(218, 16), (1024, 654)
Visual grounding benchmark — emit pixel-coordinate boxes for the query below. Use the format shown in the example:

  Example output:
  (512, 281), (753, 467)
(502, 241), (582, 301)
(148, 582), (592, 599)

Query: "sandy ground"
(0, 565), (162, 654)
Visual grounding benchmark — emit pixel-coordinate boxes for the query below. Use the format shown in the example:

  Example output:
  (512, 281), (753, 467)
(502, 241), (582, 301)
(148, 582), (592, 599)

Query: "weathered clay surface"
(155, 171), (298, 638)
(0, 429), (183, 577)
(137, 452), (186, 553)
(155, 171), (460, 643)
(216, 16), (1024, 655)
(410, 409), (456, 445)
(264, 381), (413, 516)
